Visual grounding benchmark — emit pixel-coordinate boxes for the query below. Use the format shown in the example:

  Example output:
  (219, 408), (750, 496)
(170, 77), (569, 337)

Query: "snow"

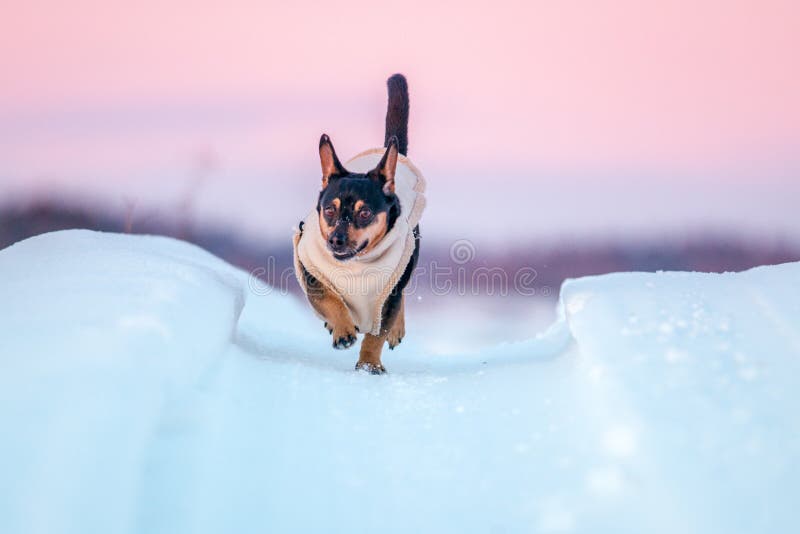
(1, 230), (798, 534)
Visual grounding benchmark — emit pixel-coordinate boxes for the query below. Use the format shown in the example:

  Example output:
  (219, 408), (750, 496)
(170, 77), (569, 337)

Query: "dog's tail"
(384, 73), (409, 155)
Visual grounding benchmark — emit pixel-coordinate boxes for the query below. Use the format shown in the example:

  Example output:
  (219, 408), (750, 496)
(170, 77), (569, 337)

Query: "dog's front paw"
(355, 361), (387, 375)
(333, 333), (357, 349)
(387, 333), (403, 350)
(330, 322), (358, 349)
(387, 324), (405, 350)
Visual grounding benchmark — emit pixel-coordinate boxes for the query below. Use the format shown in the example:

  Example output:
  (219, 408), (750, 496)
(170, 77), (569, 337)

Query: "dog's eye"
(323, 206), (336, 218)
(358, 209), (372, 221)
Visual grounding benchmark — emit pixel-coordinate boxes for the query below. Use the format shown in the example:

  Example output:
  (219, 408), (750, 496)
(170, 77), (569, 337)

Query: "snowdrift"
(0, 230), (798, 534)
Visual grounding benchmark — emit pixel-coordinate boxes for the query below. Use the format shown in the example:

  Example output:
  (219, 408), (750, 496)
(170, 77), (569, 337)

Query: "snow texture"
(0, 230), (798, 534)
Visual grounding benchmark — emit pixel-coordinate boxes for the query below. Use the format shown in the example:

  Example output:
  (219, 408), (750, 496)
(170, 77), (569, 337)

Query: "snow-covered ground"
(1, 230), (798, 534)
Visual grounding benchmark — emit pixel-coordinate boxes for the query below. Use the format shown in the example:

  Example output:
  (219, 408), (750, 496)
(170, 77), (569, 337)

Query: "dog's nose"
(328, 234), (346, 249)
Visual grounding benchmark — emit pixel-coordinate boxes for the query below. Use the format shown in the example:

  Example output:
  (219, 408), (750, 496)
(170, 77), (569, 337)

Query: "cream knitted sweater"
(293, 148), (427, 335)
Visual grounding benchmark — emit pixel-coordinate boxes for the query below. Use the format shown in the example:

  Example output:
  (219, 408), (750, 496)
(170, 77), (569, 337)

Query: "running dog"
(293, 74), (426, 374)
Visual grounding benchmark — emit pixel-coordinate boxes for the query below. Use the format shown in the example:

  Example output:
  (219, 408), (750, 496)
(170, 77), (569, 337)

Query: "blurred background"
(1, 0), (798, 348)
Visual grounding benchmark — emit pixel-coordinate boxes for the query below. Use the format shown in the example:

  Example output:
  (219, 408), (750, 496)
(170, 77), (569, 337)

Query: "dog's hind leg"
(356, 333), (387, 374)
(366, 227), (419, 368)
(357, 290), (405, 373)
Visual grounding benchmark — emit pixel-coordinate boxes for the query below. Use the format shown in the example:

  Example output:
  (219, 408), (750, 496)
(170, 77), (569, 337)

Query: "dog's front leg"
(356, 333), (387, 374)
(302, 266), (357, 349)
(386, 296), (405, 349)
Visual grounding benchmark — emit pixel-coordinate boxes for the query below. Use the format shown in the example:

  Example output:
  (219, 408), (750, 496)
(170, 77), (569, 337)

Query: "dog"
(293, 74), (426, 374)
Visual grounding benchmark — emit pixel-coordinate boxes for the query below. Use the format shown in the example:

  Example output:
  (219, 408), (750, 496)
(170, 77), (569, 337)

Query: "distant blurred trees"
(1, 200), (797, 299)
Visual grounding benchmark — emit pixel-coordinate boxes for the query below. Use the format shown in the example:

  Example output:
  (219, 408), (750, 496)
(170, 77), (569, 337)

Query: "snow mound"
(0, 230), (798, 534)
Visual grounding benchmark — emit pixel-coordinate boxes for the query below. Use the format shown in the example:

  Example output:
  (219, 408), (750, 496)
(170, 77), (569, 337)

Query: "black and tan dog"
(293, 74), (426, 374)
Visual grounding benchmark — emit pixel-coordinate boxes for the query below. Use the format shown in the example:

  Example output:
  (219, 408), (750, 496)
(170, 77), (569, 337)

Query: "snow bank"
(0, 230), (798, 534)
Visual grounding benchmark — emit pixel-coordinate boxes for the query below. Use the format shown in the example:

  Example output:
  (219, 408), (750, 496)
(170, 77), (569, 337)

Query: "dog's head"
(315, 134), (401, 261)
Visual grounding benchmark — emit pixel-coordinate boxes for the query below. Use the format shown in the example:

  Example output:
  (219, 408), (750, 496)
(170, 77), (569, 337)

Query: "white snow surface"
(1, 230), (798, 534)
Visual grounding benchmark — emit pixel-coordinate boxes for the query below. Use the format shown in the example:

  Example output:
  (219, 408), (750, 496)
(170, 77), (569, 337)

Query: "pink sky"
(1, 0), (798, 242)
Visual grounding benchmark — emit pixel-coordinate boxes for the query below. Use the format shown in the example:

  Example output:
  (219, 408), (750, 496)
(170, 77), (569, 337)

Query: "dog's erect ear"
(371, 136), (399, 195)
(319, 134), (347, 188)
